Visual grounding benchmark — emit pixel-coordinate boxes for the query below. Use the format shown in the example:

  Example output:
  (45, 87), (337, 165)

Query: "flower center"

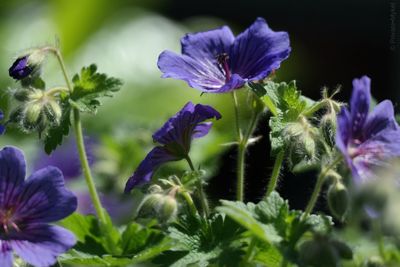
(0, 208), (19, 234)
(216, 53), (231, 82)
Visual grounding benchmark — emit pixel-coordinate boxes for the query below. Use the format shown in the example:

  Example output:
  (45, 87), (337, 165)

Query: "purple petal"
(213, 73), (246, 93)
(364, 100), (398, 138)
(9, 56), (32, 80)
(158, 51), (226, 91)
(192, 122), (213, 138)
(230, 17), (291, 81)
(181, 26), (234, 63)
(350, 76), (371, 138)
(13, 166), (77, 224)
(0, 243), (13, 267)
(336, 108), (351, 156)
(0, 147), (26, 208)
(10, 225), (75, 267)
(125, 147), (180, 192)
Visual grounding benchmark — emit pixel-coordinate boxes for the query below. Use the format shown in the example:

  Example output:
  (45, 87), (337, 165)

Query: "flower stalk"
(265, 150), (285, 197)
(185, 155), (210, 217)
(51, 47), (107, 225)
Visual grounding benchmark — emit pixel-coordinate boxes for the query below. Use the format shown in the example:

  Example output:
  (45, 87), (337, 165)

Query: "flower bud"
(9, 49), (47, 80)
(20, 89), (62, 132)
(284, 117), (318, 161)
(320, 112), (337, 147)
(13, 89), (31, 102)
(158, 195), (178, 222)
(327, 181), (350, 221)
(148, 184), (163, 194)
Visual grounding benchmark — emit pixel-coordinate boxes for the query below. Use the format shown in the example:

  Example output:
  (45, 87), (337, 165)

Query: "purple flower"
(8, 56), (34, 80)
(0, 146), (77, 267)
(124, 102), (221, 192)
(157, 17), (290, 93)
(336, 76), (400, 184)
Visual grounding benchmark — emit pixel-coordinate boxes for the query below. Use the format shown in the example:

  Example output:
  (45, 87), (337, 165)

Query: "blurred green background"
(0, 0), (398, 216)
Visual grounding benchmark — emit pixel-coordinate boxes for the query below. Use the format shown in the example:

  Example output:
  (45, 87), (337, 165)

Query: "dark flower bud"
(327, 181), (350, 221)
(9, 49), (46, 80)
(13, 89), (31, 102)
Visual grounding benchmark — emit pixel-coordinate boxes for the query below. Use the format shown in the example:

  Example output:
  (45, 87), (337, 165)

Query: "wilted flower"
(0, 146), (77, 267)
(9, 49), (46, 80)
(336, 76), (400, 183)
(124, 102), (221, 192)
(158, 17), (290, 93)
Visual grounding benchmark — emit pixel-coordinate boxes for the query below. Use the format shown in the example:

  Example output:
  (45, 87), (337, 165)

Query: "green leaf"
(217, 201), (282, 244)
(155, 214), (245, 267)
(262, 81), (315, 154)
(71, 64), (123, 114)
(43, 103), (71, 154)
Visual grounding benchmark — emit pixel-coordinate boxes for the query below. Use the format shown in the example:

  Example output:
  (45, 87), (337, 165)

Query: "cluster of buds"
(7, 47), (65, 135)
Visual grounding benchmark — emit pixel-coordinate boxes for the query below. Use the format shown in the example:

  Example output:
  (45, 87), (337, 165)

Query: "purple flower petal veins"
(157, 17), (291, 93)
(125, 102), (221, 192)
(336, 76), (400, 184)
(0, 146), (77, 267)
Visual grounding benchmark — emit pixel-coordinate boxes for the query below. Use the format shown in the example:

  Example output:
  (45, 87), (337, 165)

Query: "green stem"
(232, 91), (242, 140)
(236, 142), (246, 202)
(180, 190), (198, 217)
(73, 110), (107, 224)
(244, 238), (257, 263)
(303, 157), (342, 217)
(301, 99), (327, 117)
(265, 150), (285, 197)
(51, 47), (107, 225)
(185, 155), (210, 217)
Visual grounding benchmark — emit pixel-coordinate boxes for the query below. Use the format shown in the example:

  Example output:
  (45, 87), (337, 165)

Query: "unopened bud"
(327, 182), (350, 221)
(158, 195), (178, 222)
(22, 102), (43, 131)
(9, 48), (47, 80)
(320, 112), (337, 147)
(148, 184), (163, 194)
(13, 89), (31, 102)
(284, 118), (318, 160)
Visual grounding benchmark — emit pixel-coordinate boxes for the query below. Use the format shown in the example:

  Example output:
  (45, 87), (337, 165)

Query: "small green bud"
(22, 102), (43, 131)
(19, 89), (62, 132)
(327, 181), (350, 221)
(148, 184), (163, 194)
(158, 195), (178, 222)
(13, 89), (31, 102)
(284, 117), (318, 160)
(320, 112), (337, 147)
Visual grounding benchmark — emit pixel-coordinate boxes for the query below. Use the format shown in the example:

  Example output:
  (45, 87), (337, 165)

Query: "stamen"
(216, 53), (231, 82)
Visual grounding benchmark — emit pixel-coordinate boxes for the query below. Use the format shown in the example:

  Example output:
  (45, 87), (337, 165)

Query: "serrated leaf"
(71, 64), (123, 114)
(157, 214), (245, 267)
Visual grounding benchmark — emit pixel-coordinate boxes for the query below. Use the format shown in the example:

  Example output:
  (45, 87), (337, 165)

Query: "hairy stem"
(52, 47), (107, 225)
(303, 157), (342, 217)
(185, 155), (210, 217)
(180, 190), (198, 217)
(265, 150), (285, 197)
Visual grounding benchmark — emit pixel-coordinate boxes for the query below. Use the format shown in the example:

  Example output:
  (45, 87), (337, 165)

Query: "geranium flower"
(157, 17), (290, 93)
(0, 146), (77, 267)
(125, 102), (221, 192)
(336, 76), (400, 184)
